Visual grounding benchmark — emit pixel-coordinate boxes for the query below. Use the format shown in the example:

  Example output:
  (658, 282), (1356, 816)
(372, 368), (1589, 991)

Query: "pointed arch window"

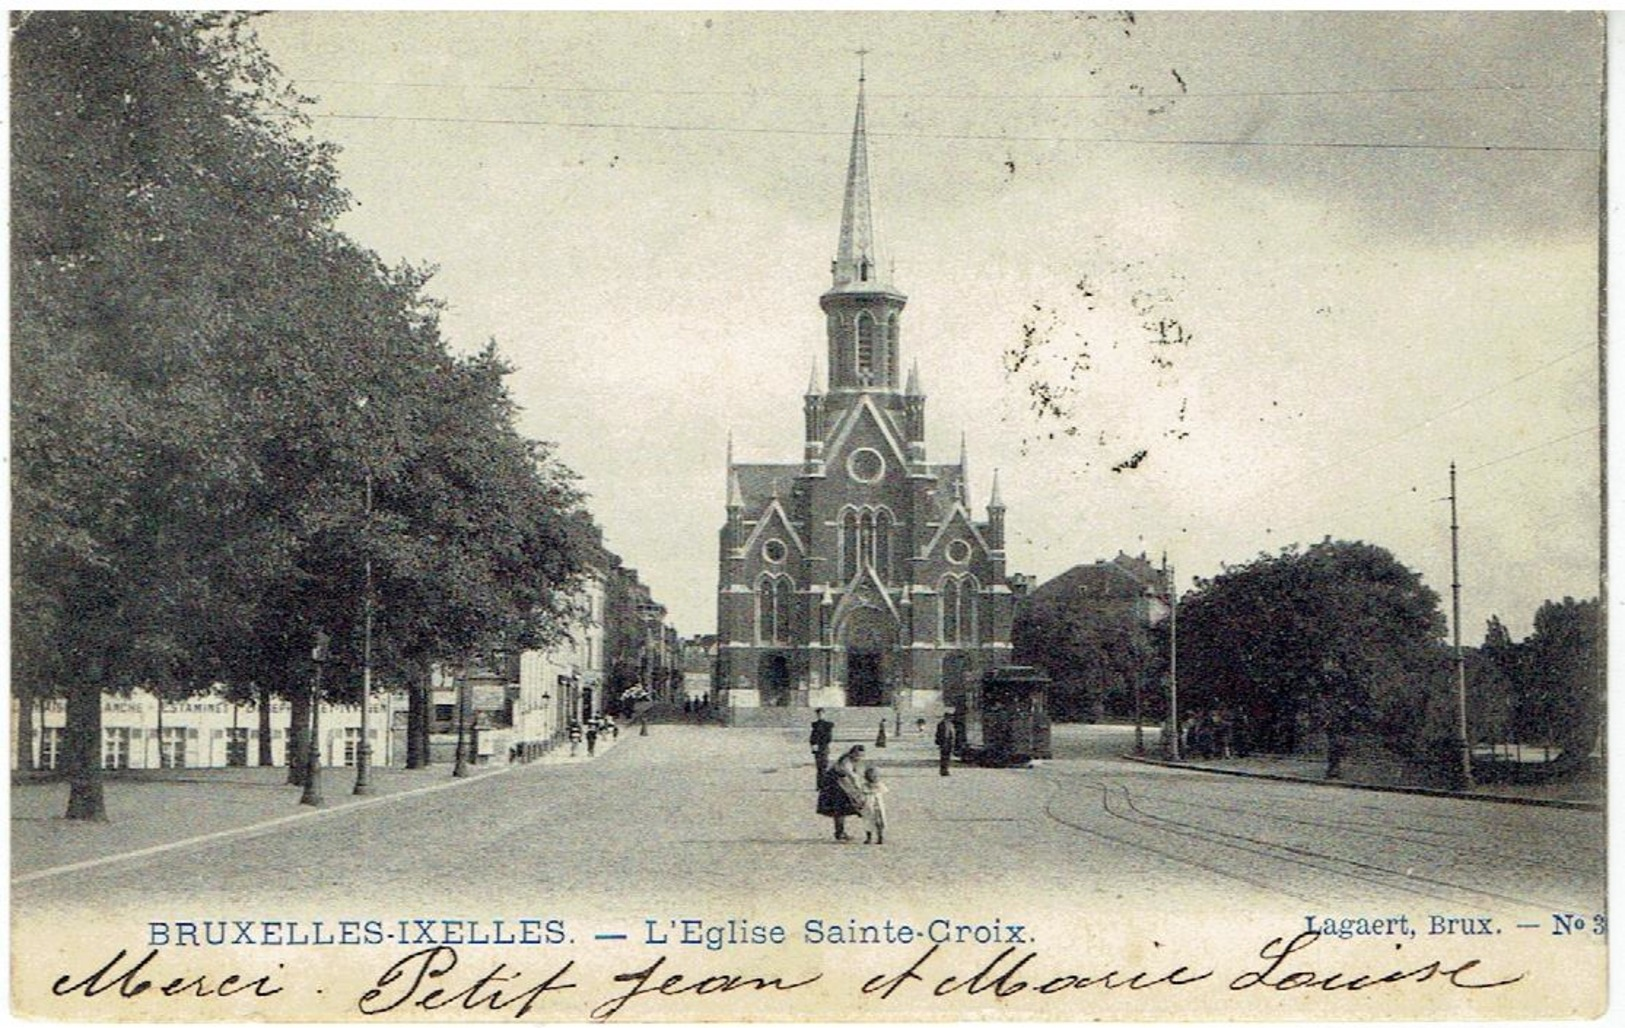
(885, 313), (899, 386)
(855, 313), (877, 385)
(875, 509), (893, 583)
(840, 505), (896, 585)
(841, 510), (861, 581)
(861, 510), (878, 570)
(757, 574), (794, 645)
(939, 574), (980, 647)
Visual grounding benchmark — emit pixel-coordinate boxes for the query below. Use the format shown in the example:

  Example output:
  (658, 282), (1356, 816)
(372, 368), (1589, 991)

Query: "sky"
(252, 10), (1604, 641)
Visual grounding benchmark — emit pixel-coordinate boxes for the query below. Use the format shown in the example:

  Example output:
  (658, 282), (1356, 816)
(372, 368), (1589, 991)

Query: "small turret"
(957, 433), (970, 506)
(904, 359), (926, 463)
(987, 468), (1006, 550)
(726, 435), (745, 547)
(804, 360), (826, 469)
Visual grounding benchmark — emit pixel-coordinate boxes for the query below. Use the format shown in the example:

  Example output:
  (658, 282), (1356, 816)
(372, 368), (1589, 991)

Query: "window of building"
(159, 726), (189, 769)
(841, 510), (861, 580)
(757, 574), (793, 645)
(226, 727), (249, 767)
(102, 727), (131, 770)
(342, 727), (363, 767)
(39, 727), (63, 770)
(940, 575), (980, 647)
(855, 313), (876, 383)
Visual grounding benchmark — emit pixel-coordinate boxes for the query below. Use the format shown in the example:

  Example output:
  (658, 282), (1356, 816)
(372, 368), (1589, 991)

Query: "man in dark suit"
(935, 710), (956, 777)
(809, 709), (834, 789)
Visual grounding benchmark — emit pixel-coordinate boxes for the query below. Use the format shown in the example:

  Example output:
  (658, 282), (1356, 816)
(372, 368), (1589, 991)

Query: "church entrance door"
(838, 604), (896, 708)
(760, 654), (791, 707)
(847, 651), (886, 707)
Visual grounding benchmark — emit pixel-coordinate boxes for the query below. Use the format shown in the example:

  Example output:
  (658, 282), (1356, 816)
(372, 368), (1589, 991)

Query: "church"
(714, 72), (1017, 714)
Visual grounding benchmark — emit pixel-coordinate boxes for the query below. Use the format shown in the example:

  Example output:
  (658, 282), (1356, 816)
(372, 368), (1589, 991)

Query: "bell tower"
(820, 65), (907, 399)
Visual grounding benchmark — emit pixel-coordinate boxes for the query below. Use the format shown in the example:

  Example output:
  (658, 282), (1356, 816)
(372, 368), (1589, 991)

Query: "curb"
(13, 761), (526, 886)
(1120, 753), (1603, 812)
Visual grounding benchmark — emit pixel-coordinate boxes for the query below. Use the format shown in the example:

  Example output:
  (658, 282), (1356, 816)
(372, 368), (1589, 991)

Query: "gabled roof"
(918, 501), (994, 561)
(830, 561), (901, 628)
(741, 495), (807, 557)
(1028, 553), (1164, 602)
(824, 393), (910, 469)
(730, 463), (801, 512)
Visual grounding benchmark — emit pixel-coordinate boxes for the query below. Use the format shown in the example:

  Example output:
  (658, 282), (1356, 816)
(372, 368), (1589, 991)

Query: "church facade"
(714, 74), (1016, 714)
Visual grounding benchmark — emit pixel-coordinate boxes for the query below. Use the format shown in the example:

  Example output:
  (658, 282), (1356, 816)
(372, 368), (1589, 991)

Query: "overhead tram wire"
(297, 77), (1600, 103)
(1248, 423), (1598, 539)
(1211, 341), (1595, 522)
(307, 111), (1597, 155)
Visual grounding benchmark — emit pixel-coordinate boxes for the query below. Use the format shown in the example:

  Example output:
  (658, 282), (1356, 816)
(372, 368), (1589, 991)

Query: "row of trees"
(13, 12), (595, 819)
(1016, 539), (1601, 781)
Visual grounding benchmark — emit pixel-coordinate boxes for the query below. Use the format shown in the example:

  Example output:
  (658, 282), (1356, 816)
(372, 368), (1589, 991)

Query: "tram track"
(1122, 783), (1597, 878)
(1040, 771), (1570, 916)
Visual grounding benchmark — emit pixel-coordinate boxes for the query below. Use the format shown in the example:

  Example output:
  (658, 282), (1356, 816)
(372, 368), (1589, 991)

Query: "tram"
(960, 665), (1052, 766)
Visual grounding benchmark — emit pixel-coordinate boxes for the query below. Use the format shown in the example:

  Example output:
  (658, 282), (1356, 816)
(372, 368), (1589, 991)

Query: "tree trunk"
(286, 686), (309, 786)
(65, 676), (107, 821)
(258, 681), (274, 767)
(17, 690), (36, 772)
(408, 672), (431, 768)
(405, 676), (423, 768)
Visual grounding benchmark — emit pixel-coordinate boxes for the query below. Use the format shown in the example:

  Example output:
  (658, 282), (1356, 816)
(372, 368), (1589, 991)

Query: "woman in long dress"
(817, 744), (866, 841)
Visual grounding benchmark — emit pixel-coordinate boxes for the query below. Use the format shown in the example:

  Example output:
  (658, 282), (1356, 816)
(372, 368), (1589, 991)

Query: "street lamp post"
(354, 468), (375, 795)
(453, 667), (471, 778)
(301, 630), (329, 806)
(354, 395), (377, 795)
(1163, 554), (1181, 761)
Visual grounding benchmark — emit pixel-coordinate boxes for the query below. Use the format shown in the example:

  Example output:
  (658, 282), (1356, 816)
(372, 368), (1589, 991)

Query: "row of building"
(11, 556), (687, 773)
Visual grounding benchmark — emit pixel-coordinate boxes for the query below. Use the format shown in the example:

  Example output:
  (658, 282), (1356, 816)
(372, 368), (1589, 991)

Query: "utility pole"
(1163, 553), (1180, 760)
(1450, 462), (1473, 789)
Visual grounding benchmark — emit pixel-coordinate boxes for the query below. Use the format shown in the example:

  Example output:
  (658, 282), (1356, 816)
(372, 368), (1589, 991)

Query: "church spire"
(820, 62), (906, 396)
(832, 61), (879, 290)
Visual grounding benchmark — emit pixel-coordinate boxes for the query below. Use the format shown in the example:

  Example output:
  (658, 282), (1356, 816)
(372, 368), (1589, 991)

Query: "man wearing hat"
(809, 708), (834, 790)
(935, 709), (956, 777)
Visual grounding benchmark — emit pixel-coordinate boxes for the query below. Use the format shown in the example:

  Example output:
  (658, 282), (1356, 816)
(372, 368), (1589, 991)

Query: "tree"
(1519, 597), (1601, 776)
(1177, 540), (1445, 777)
(12, 11), (349, 818)
(13, 12), (596, 817)
(1012, 572), (1161, 722)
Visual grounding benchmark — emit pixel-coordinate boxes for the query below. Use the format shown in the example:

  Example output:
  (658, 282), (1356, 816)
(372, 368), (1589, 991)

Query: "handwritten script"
(44, 931), (1526, 1019)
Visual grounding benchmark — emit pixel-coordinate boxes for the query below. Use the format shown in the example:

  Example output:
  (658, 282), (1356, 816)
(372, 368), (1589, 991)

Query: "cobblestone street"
(14, 723), (1605, 919)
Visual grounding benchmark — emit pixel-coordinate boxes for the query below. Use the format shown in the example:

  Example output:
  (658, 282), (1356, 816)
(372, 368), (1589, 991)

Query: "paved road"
(15, 724), (1603, 922)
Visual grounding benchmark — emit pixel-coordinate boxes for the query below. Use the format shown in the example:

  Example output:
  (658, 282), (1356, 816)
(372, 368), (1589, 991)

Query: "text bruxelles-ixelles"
(147, 918), (1028, 950)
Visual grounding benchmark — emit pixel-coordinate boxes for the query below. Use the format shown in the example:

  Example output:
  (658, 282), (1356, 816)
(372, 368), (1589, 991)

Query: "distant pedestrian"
(861, 765), (888, 845)
(568, 718), (583, 757)
(935, 711), (956, 776)
(586, 719), (599, 756)
(809, 708), (834, 790)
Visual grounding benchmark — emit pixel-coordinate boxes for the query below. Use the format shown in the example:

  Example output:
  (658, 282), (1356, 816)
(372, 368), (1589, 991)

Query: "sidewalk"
(1123, 750), (1604, 811)
(10, 732), (629, 879)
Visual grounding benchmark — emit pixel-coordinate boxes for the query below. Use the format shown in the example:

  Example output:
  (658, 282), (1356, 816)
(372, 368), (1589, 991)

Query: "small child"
(861, 765), (888, 845)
